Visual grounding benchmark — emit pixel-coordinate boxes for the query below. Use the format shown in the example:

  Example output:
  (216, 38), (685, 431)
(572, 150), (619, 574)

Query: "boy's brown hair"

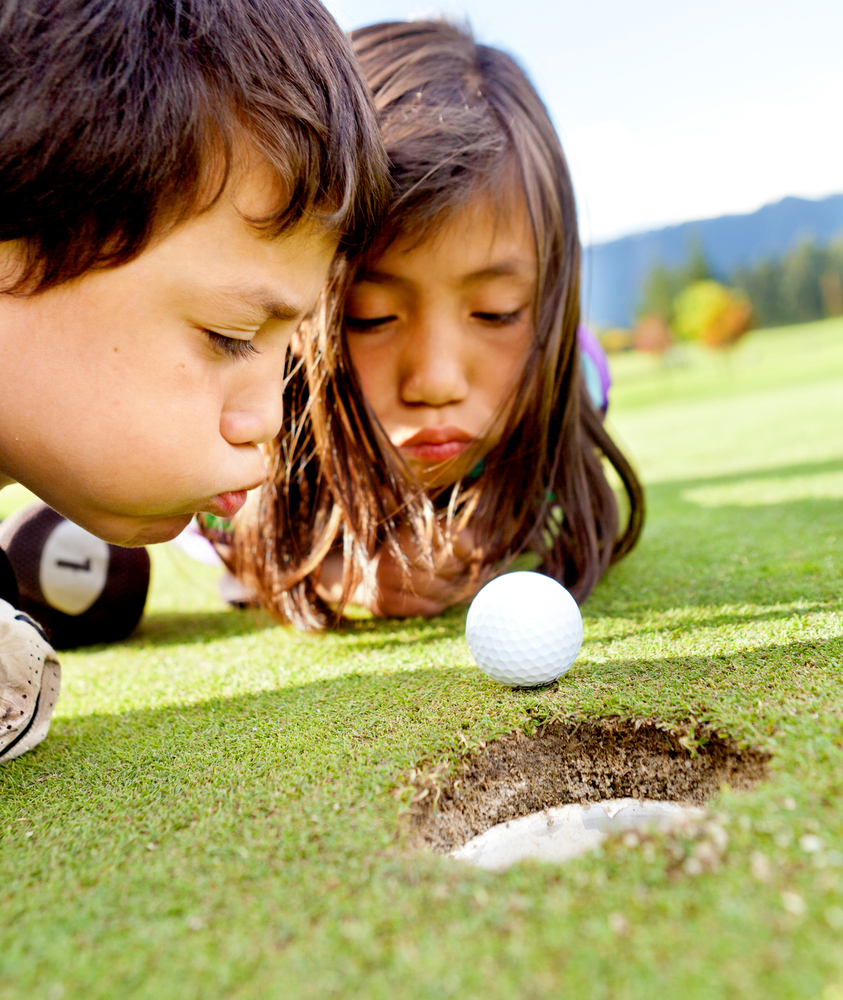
(0, 0), (388, 293)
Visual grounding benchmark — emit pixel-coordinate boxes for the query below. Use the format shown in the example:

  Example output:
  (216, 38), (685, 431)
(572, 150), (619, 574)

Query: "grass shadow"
(655, 454), (843, 492)
(127, 607), (277, 648)
(333, 607), (468, 650)
(585, 601), (834, 643)
(590, 453), (843, 619)
(7, 633), (843, 808)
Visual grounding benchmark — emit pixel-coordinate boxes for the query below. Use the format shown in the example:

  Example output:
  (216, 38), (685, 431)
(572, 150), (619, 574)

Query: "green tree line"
(638, 238), (843, 330)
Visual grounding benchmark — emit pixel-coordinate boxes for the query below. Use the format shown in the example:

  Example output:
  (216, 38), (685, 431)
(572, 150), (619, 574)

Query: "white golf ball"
(465, 572), (583, 687)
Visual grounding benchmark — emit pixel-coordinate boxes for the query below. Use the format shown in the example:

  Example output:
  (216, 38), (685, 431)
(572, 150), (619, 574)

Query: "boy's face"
(0, 162), (337, 545)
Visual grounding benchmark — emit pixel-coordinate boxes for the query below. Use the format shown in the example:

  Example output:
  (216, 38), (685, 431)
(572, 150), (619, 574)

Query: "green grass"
(3, 319), (843, 1000)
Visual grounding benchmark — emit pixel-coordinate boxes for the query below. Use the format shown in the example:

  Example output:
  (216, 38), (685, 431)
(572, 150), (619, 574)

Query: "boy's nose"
(220, 371), (285, 446)
(399, 320), (469, 408)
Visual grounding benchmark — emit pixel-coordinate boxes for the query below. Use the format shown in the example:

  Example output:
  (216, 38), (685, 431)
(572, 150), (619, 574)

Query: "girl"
(226, 19), (644, 628)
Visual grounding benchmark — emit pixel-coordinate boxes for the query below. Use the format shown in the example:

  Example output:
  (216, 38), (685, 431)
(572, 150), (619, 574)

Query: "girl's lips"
(204, 489), (248, 518)
(401, 440), (471, 462)
(398, 426), (475, 463)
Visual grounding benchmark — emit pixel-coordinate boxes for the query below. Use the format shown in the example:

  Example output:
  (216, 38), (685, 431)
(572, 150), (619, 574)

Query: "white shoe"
(0, 598), (61, 762)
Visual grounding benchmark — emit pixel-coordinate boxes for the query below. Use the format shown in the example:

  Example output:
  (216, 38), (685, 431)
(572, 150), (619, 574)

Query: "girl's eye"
(206, 331), (259, 359)
(473, 309), (525, 326)
(344, 315), (397, 333)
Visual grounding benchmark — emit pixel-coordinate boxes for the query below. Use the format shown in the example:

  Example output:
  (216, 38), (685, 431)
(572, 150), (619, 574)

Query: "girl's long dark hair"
(233, 19), (644, 628)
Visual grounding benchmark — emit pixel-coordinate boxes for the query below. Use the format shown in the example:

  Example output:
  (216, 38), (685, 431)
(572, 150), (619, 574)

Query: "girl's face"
(344, 190), (537, 489)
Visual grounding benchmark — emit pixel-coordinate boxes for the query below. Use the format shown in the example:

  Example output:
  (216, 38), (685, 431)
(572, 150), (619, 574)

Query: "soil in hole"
(409, 718), (770, 853)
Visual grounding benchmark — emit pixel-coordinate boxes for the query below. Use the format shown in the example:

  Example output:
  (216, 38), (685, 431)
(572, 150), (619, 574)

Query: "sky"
(324, 0), (843, 244)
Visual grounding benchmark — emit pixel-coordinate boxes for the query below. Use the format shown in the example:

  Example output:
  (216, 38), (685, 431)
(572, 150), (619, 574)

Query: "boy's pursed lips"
(203, 489), (250, 519)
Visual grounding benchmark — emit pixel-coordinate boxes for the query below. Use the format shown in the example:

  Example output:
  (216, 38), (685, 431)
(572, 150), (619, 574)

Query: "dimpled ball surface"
(465, 572), (583, 687)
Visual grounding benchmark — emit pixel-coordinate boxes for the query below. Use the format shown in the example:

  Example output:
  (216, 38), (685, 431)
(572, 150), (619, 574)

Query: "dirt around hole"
(407, 718), (770, 853)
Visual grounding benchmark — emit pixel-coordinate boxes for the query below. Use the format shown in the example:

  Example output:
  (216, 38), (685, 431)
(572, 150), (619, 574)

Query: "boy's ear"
(0, 240), (28, 291)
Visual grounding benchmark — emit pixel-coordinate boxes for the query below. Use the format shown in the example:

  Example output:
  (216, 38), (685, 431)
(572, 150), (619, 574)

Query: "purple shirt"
(577, 324), (611, 415)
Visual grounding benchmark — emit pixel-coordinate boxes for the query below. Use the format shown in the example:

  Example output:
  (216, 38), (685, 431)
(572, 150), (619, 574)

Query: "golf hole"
(406, 718), (769, 871)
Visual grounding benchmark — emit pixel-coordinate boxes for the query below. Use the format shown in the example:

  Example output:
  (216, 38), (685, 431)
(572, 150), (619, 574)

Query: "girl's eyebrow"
(355, 261), (534, 287)
(354, 268), (400, 285)
(460, 261), (534, 285)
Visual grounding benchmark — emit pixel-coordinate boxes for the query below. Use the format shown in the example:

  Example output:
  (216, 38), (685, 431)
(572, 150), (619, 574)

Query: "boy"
(0, 0), (388, 761)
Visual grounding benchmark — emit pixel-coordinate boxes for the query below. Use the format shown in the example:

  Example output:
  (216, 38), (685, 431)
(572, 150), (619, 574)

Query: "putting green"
(1, 318), (842, 999)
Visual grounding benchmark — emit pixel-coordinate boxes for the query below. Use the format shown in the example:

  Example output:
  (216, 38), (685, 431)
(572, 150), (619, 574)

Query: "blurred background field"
(609, 316), (843, 412)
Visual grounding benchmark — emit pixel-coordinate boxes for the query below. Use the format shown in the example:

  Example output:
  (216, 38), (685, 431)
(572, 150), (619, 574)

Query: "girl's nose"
(399, 318), (469, 408)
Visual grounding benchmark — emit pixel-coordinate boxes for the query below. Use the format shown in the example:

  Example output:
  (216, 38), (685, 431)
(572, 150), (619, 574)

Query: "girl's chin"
(394, 440), (492, 490)
(408, 460), (468, 491)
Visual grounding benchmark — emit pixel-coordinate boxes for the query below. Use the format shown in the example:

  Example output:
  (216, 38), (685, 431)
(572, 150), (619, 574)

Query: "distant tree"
(683, 236), (713, 285)
(820, 240), (843, 316)
(636, 237), (713, 325)
(673, 280), (753, 348)
(819, 270), (843, 316)
(731, 238), (843, 328)
(732, 258), (784, 328)
(780, 241), (826, 323)
(632, 314), (673, 353)
(598, 328), (634, 354)
(828, 239), (843, 281)
(637, 264), (679, 324)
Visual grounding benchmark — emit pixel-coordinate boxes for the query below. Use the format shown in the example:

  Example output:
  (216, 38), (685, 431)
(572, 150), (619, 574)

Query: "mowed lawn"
(2, 318), (843, 1000)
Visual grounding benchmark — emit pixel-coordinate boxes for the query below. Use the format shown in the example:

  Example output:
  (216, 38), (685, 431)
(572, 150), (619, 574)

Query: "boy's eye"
(344, 315), (397, 333)
(473, 309), (525, 326)
(206, 331), (259, 359)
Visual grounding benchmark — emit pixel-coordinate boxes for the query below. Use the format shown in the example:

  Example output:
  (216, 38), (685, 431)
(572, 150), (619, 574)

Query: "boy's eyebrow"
(211, 285), (304, 323)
